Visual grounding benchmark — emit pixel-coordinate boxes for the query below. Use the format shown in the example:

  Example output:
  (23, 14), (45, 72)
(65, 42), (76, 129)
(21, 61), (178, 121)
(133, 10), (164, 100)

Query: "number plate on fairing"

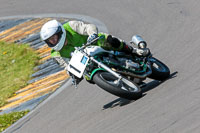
(68, 51), (89, 78)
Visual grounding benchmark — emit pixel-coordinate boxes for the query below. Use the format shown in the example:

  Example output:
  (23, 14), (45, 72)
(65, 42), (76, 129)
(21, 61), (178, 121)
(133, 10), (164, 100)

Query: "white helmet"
(40, 20), (66, 51)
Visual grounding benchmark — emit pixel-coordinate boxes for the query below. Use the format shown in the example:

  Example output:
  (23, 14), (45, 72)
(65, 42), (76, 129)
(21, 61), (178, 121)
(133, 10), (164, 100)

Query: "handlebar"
(77, 36), (104, 51)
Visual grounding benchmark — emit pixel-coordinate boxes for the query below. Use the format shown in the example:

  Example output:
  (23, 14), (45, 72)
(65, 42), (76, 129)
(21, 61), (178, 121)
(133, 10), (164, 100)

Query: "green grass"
(0, 41), (40, 107)
(0, 110), (29, 132)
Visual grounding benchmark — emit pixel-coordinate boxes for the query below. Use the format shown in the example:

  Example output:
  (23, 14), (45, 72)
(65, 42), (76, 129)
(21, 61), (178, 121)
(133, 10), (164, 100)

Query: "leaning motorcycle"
(67, 35), (170, 100)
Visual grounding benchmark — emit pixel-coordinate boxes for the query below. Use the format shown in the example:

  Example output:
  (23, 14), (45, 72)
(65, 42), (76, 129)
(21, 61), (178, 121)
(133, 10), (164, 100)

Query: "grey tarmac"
(1, 0), (200, 133)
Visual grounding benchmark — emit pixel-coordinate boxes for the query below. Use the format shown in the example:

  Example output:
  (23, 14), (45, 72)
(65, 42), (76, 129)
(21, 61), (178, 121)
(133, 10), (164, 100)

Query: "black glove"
(87, 33), (98, 44)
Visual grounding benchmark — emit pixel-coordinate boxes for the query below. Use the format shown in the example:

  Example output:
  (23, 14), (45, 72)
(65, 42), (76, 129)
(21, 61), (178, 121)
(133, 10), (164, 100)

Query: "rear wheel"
(148, 57), (170, 80)
(93, 71), (142, 100)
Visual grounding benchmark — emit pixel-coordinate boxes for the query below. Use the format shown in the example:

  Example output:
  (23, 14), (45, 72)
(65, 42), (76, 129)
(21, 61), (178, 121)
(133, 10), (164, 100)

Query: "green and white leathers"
(51, 20), (124, 69)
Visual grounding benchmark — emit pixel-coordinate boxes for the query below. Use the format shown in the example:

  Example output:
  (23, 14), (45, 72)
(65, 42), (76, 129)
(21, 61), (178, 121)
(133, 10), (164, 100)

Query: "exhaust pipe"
(117, 67), (152, 79)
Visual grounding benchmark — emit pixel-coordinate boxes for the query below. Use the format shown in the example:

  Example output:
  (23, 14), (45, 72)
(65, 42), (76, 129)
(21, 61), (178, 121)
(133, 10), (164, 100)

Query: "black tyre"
(148, 57), (170, 80)
(93, 71), (142, 100)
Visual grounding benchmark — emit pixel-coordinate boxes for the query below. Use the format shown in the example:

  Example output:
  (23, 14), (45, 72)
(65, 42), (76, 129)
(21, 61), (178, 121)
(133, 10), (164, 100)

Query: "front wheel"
(148, 57), (170, 80)
(93, 71), (142, 100)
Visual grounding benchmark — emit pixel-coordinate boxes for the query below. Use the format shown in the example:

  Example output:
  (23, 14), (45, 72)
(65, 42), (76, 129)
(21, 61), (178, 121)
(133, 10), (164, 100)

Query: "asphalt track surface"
(1, 0), (200, 133)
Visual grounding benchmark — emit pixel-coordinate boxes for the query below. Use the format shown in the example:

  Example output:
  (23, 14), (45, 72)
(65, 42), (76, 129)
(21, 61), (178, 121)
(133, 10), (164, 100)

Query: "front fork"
(71, 75), (78, 88)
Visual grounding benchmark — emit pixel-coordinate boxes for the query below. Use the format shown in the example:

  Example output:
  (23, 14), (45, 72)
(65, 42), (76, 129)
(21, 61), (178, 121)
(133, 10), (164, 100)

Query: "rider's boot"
(120, 43), (134, 54)
(106, 34), (149, 56)
(121, 43), (150, 57)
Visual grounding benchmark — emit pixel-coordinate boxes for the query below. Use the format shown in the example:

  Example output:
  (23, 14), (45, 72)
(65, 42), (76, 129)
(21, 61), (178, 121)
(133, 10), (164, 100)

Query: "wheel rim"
(121, 78), (140, 92)
(99, 72), (139, 92)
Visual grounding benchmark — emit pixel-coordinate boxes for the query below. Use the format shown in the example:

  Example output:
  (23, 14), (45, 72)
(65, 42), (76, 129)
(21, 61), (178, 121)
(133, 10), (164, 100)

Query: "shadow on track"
(102, 71), (178, 110)
(102, 98), (135, 110)
(142, 71), (178, 93)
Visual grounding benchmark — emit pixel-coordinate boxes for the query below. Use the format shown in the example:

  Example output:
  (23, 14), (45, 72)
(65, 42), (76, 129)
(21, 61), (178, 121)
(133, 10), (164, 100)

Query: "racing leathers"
(51, 20), (149, 71)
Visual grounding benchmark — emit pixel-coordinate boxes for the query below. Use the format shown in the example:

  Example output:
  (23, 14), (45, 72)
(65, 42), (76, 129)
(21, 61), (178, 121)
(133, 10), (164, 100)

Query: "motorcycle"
(67, 35), (170, 100)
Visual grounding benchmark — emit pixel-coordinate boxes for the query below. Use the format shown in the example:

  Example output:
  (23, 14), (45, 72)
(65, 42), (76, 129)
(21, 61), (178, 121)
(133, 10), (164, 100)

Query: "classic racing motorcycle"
(68, 35), (170, 100)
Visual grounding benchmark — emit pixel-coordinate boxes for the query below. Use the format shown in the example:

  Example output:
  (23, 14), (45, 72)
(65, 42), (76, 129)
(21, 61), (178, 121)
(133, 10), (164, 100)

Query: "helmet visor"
(46, 34), (59, 46)
(45, 26), (63, 47)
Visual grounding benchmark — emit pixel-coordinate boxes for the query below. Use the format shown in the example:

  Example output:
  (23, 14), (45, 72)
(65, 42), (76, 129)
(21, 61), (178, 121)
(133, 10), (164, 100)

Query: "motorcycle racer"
(40, 19), (150, 82)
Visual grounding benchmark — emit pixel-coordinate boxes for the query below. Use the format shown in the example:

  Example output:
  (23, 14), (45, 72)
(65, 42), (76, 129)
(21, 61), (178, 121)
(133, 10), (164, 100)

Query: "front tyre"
(93, 71), (142, 100)
(148, 57), (170, 80)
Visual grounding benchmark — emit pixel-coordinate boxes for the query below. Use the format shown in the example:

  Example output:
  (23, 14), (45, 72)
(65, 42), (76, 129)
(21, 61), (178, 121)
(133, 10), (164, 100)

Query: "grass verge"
(0, 110), (29, 132)
(0, 41), (40, 107)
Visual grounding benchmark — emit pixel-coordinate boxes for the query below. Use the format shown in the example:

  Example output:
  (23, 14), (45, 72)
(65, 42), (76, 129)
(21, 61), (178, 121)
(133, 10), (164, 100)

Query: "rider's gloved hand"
(87, 33), (98, 44)
(133, 48), (150, 56)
